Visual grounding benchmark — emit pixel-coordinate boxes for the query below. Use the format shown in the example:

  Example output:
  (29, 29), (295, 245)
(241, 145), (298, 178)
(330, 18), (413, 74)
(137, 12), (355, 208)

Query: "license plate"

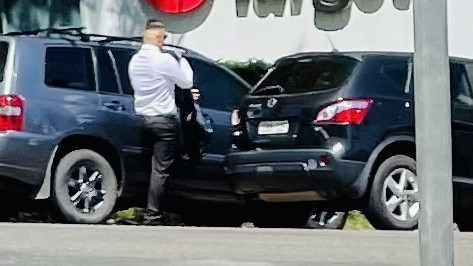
(258, 120), (289, 135)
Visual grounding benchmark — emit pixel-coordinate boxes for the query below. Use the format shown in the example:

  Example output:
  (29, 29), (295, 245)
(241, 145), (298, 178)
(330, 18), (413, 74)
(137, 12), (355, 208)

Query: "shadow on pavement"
(2, 191), (472, 232)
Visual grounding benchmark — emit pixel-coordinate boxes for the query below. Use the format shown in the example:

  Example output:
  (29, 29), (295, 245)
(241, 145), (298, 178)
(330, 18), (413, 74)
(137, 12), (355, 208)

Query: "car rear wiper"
(254, 85), (285, 95)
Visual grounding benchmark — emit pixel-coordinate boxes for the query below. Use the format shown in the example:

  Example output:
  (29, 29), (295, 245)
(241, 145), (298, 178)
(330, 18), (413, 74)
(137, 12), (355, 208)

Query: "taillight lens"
(231, 109), (243, 137)
(0, 95), (25, 131)
(314, 99), (372, 125)
(231, 109), (241, 127)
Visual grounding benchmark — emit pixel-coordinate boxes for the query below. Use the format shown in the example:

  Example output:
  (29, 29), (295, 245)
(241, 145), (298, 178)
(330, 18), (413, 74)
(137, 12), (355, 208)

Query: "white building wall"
(2, 0), (472, 62)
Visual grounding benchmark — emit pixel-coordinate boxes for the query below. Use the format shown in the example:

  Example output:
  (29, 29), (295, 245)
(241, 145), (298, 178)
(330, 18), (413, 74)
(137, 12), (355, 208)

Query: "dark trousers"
(143, 115), (180, 214)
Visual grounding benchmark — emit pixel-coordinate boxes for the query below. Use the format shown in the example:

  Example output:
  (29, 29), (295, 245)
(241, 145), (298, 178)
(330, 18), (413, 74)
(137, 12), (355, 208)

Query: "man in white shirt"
(128, 19), (194, 225)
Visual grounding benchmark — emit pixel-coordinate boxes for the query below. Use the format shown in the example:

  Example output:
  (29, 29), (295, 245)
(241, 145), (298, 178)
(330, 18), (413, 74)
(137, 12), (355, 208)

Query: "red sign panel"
(146, 0), (207, 14)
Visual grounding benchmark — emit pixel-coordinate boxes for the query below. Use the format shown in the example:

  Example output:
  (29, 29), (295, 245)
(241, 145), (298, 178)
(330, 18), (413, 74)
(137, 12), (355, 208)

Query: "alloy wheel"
(382, 168), (419, 221)
(66, 165), (106, 214)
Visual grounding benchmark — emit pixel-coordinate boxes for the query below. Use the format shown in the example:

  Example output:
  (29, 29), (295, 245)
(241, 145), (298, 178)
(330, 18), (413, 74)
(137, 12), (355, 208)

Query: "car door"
(170, 57), (250, 192)
(190, 58), (249, 157)
(450, 61), (473, 180)
(95, 47), (149, 197)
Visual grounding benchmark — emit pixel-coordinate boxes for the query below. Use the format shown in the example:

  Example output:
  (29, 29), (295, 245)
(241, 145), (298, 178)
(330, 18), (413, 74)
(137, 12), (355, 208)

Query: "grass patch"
(108, 207), (144, 224)
(110, 208), (375, 230)
(343, 210), (374, 230)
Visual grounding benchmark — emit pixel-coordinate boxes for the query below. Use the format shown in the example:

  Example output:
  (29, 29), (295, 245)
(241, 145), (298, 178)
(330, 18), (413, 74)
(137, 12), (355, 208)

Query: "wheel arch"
(348, 135), (416, 199)
(34, 134), (125, 199)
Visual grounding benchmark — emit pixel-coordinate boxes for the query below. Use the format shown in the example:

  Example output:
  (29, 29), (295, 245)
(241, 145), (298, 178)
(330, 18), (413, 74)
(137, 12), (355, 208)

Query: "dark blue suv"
(0, 29), (250, 223)
(228, 52), (473, 230)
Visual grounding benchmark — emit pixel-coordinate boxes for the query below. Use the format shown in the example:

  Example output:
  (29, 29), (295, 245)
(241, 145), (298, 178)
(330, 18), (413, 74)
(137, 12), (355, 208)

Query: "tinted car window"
(190, 59), (248, 111)
(451, 63), (473, 106)
(252, 56), (358, 95)
(359, 57), (411, 96)
(379, 62), (410, 94)
(110, 49), (136, 95)
(44, 47), (95, 91)
(0, 42), (8, 82)
(97, 49), (120, 94)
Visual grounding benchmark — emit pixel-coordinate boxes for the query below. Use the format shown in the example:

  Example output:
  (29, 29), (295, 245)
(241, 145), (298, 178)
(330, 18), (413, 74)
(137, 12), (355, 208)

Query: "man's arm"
(156, 54), (194, 89)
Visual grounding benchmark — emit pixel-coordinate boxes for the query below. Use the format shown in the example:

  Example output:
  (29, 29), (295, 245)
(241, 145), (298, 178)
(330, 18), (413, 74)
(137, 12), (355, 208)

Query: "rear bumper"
(0, 131), (55, 189)
(225, 149), (366, 199)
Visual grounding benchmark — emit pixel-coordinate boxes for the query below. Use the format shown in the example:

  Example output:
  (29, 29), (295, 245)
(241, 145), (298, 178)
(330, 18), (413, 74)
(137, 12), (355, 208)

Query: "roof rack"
(2, 27), (209, 59)
(4, 27), (86, 36)
(87, 34), (208, 58)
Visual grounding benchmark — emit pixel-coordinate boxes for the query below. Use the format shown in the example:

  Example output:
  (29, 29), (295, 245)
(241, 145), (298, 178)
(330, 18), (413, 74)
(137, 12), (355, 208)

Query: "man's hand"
(191, 88), (201, 101)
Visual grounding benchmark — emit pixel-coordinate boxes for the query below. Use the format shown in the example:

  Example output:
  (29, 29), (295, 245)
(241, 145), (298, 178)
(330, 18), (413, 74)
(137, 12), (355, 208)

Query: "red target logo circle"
(146, 0), (207, 14)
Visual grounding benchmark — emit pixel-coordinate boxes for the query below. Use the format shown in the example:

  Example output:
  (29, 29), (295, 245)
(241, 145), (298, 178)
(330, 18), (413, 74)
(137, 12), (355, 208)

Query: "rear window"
(0, 42), (9, 82)
(44, 47), (95, 91)
(251, 56), (358, 95)
(358, 57), (412, 95)
(189, 58), (248, 111)
(379, 62), (410, 93)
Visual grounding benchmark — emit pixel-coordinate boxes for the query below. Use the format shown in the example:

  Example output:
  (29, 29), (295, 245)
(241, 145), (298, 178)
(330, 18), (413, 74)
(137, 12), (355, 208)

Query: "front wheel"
(52, 149), (118, 224)
(366, 155), (419, 230)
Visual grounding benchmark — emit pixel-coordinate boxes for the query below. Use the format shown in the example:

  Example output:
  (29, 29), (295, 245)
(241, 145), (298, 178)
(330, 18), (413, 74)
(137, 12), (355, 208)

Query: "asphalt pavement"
(0, 223), (472, 266)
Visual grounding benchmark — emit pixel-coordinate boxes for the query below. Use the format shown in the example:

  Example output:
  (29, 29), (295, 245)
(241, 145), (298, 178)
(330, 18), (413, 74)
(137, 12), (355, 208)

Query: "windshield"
(251, 56), (359, 96)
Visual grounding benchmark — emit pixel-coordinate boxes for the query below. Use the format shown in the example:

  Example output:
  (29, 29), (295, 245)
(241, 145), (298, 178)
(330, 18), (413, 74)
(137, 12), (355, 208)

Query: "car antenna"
(326, 33), (339, 53)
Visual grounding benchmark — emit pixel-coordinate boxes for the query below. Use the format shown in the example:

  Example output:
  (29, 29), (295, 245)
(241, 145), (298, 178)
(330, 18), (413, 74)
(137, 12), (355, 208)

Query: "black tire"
(52, 149), (118, 224)
(366, 155), (419, 230)
(305, 211), (347, 229)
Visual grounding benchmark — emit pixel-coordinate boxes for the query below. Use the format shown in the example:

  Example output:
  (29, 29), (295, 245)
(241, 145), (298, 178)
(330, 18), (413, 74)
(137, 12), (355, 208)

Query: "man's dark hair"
(145, 19), (166, 29)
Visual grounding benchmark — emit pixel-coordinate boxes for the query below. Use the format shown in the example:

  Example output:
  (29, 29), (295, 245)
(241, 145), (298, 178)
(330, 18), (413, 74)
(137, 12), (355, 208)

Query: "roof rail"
(81, 33), (142, 43)
(4, 27), (86, 36)
(93, 35), (210, 59)
(2, 27), (209, 59)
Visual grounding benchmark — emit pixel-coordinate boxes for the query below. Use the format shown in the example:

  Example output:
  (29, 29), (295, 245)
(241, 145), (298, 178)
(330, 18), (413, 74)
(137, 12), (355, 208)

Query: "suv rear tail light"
(314, 99), (372, 125)
(232, 109), (243, 136)
(0, 95), (25, 131)
(231, 109), (241, 127)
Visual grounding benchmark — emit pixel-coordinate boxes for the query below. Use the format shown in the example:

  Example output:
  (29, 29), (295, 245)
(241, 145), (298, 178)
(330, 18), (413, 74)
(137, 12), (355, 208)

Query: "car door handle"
(104, 101), (126, 111)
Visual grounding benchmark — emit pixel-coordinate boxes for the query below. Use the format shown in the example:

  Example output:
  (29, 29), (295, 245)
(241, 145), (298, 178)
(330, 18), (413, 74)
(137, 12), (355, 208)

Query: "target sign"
(146, 0), (207, 13)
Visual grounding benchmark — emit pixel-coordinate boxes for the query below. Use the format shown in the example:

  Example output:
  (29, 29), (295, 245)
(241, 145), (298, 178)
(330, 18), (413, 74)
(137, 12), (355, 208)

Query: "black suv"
(0, 28), (250, 223)
(227, 51), (473, 230)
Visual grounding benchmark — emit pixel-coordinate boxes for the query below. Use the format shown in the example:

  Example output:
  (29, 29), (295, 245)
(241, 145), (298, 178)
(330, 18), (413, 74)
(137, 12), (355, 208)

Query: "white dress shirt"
(128, 44), (194, 116)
